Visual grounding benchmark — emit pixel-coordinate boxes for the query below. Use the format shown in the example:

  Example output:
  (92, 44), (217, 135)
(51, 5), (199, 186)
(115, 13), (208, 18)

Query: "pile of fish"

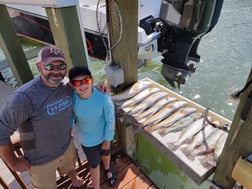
(112, 80), (229, 168)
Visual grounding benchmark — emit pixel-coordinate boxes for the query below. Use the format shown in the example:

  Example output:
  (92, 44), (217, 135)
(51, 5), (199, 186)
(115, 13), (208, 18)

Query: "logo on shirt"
(47, 96), (72, 116)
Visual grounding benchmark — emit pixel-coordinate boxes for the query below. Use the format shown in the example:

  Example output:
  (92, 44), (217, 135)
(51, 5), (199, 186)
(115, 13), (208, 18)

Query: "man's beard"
(43, 73), (65, 86)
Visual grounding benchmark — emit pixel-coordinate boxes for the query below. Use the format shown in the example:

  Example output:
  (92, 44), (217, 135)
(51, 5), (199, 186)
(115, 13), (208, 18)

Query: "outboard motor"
(140, 0), (223, 88)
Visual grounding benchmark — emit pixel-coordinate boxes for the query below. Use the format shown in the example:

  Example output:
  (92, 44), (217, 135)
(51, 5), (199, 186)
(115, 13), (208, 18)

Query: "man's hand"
(96, 83), (110, 94)
(10, 156), (31, 172)
(0, 144), (31, 173)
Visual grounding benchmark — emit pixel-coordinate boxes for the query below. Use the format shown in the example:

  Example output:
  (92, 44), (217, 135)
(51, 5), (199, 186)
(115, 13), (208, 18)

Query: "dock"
(0, 80), (157, 189)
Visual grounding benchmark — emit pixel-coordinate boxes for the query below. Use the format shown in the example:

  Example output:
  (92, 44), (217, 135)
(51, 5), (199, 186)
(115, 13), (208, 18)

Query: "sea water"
(140, 0), (252, 121)
(0, 0), (251, 121)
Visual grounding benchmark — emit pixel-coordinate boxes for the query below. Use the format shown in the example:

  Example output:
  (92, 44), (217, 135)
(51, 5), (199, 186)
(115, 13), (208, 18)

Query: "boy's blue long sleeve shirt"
(71, 88), (115, 147)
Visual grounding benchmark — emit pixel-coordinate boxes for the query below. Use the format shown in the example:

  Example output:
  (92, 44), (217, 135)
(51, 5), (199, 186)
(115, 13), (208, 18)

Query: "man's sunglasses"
(71, 77), (92, 86)
(43, 63), (67, 71)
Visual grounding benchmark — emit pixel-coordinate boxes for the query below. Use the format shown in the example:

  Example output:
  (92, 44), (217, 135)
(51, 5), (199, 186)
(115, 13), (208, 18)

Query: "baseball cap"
(69, 66), (92, 80)
(38, 46), (66, 64)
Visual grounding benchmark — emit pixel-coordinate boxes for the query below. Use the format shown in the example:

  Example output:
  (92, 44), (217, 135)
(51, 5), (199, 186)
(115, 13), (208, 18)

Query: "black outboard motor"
(143, 0), (223, 88)
(189, 0), (224, 62)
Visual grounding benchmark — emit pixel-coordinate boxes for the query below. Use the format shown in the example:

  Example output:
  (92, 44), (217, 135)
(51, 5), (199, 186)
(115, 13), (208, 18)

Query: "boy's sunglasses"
(71, 77), (92, 86)
(43, 63), (67, 71)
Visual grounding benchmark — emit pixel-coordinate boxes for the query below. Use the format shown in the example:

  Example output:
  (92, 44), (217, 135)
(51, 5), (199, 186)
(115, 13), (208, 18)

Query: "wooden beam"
(106, 0), (138, 91)
(0, 0), (77, 7)
(45, 6), (88, 70)
(0, 4), (33, 86)
(212, 69), (252, 188)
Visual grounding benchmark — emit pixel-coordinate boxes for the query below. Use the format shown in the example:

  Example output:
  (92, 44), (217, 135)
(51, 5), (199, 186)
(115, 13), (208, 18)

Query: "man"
(0, 45), (107, 188)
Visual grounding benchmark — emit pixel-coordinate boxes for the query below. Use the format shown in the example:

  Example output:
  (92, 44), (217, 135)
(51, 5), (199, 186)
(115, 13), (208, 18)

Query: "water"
(1, 0), (252, 121)
(139, 0), (252, 120)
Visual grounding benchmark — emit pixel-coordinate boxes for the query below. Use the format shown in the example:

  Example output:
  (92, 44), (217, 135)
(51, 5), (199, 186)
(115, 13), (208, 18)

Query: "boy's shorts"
(30, 138), (77, 189)
(82, 144), (102, 168)
(82, 142), (112, 168)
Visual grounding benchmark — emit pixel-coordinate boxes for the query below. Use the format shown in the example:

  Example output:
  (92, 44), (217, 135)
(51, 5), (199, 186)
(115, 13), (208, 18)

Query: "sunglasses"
(43, 63), (67, 71)
(71, 77), (92, 86)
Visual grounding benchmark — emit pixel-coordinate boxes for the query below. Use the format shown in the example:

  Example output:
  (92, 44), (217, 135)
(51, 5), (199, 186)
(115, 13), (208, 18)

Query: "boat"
(5, 0), (224, 87)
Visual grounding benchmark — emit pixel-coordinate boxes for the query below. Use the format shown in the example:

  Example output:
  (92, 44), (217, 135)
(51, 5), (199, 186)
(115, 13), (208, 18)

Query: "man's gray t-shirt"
(0, 77), (73, 165)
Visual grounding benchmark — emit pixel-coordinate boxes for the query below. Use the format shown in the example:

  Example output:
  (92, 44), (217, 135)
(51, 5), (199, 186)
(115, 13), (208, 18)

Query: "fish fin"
(198, 155), (216, 169)
(229, 80), (252, 101)
(187, 154), (195, 161)
(195, 148), (215, 156)
(143, 125), (153, 133)
(158, 127), (166, 134)
(166, 142), (178, 151)
(129, 112), (139, 117)
(123, 106), (134, 113)
(180, 146), (193, 158)
(138, 118), (147, 123)
(229, 89), (241, 101)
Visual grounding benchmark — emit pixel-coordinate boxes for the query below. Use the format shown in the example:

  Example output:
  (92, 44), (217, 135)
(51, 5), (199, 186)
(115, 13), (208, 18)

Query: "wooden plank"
(100, 154), (132, 185)
(0, 176), (11, 189)
(121, 171), (156, 189)
(212, 69), (252, 188)
(0, 0), (77, 7)
(45, 6), (89, 69)
(106, 0), (138, 91)
(114, 78), (232, 185)
(0, 4), (33, 86)
(56, 153), (155, 189)
(101, 163), (152, 189)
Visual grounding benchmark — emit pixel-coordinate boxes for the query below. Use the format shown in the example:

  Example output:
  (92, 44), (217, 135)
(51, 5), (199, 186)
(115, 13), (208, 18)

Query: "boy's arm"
(104, 95), (115, 141)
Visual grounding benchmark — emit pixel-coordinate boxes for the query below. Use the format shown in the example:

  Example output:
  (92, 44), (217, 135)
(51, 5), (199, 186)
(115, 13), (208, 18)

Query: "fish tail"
(187, 153), (195, 161)
(229, 80), (252, 101)
(166, 142), (178, 151)
(180, 146), (192, 158)
(158, 127), (167, 134)
(147, 123), (159, 131)
(198, 155), (216, 168)
(138, 118), (146, 123)
(195, 148), (215, 156)
(143, 125), (153, 132)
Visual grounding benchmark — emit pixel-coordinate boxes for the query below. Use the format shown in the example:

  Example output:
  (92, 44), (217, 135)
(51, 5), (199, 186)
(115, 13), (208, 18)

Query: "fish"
(158, 111), (203, 134)
(180, 123), (218, 157)
(166, 117), (206, 151)
(125, 91), (168, 116)
(192, 129), (227, 168)
(121, 87), (160, 108)
(135, 96), (177, 122)
(198, 154), (217, 169)
(147, 107), (197, 132)
(213, 131), (228, 161)
(142, 100), (188, 127)
(188, 128), (225, 160)
(196, 130), (228, 169)
(112, 80), (154, 102)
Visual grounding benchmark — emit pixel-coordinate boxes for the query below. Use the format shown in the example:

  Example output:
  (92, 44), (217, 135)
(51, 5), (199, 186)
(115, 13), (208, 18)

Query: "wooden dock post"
(212, 69), (252, 188)
(106, 0), (138, 92)
(45, 6), (89, 68)
(0, 4), (33, 86)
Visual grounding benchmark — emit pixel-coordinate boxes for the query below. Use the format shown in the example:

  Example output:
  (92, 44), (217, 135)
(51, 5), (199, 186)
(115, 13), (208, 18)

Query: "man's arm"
(0, 144), (31, 172)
